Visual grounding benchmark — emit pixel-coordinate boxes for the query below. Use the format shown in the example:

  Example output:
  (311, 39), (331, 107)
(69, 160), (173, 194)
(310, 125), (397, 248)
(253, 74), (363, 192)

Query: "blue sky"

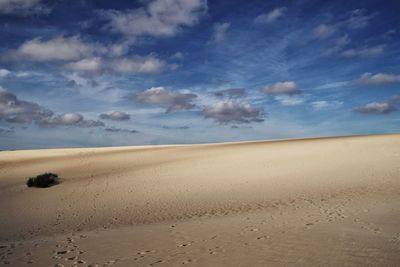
(0, 0), (399, 149)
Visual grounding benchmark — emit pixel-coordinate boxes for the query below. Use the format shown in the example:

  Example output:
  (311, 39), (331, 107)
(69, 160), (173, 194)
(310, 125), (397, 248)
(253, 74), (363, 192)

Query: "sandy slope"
(0, 134), (399, 266)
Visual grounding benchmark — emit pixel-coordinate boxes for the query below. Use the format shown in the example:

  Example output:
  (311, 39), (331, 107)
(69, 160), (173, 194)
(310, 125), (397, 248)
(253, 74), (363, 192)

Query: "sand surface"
(0, 134), (399, 266)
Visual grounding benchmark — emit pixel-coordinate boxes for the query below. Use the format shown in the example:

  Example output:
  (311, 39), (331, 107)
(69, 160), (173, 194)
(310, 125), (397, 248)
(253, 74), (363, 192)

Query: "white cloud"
(128, 87), (197, 112)
(102, 0), (207, 37)
(254, 7), (286, 24)
(260, 81), (301, 95)
(111, 56), (166, 74)
(382, 29), (397, 40)
(171, 52), (184, 60)
(311, 100), (343, 110)
(0, 127), (13, 134)
(315, 81), (349, 90)
(353, 95), (400, 114)
(209, 22), (230, 44)
(274, 95), (304, 106)
(312, 24), (338, 39)
(0, 87), (104, 127)
(9, 36), (101, 61)
(44, 113), (83, 125)
(0, 0), (49, 16)
(108, 42), (131, 57)
(4, 36), (169, 75)
(346, 9), (372, 29)
(324, 35), (351, 55)
(41, 113), (104, 128)
(99, 111), (130, 121)
(63, 54), (169, 75)
(214, 88), (246, 98)
(354, 72), (400, 85)
(65, 58), (103, 73)
(316, 9), (378, 58)
(0, 86), (53, 123)
(0, 69), (11, 78)
(203, 100), (265, 124)
(313, 9), (372, 41)
(335, 35), (350, 46)
(354, 102), (394, 114)
(341, 45), (384, 58)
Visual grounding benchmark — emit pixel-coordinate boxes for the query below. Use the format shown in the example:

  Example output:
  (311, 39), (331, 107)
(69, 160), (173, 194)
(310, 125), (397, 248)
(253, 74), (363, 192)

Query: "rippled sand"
(0, 134), (399, 266)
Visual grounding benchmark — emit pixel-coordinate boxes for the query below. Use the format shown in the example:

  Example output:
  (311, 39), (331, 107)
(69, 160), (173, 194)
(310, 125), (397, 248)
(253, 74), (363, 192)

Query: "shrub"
(26, 173), (59, 188)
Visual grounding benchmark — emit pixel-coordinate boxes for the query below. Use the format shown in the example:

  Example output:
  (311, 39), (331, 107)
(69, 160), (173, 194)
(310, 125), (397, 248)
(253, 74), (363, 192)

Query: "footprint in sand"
(208, 246), (224, 255)
(181, 259), (194, 265)
(305, 222), (315, 228)
(256, 235), (270, 240)
(137, 250), (156, 255)
(373, 227), (381, 234)
(103, 259), (120, 266)
(150, 259), (165, 265)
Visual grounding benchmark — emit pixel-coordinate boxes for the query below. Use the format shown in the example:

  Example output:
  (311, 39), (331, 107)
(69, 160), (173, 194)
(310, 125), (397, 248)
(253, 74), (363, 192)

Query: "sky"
(0, 0), (399, 149)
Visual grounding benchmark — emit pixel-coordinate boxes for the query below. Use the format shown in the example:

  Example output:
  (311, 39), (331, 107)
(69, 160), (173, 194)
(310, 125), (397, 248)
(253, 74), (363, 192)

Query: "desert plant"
(26, 173), (58, 188)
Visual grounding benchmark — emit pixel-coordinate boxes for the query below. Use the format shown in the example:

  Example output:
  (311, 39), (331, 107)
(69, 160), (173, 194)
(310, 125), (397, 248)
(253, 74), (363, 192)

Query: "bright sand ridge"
(0, 134), (399, 266)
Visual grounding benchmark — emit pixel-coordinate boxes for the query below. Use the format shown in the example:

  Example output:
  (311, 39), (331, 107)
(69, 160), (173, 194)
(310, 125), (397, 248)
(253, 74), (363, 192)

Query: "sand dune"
(0, 134), (400, 266)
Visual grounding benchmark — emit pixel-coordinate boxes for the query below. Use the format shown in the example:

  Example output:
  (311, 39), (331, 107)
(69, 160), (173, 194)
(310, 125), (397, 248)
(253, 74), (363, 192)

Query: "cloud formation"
(260, 81), (301, 95)
(99, 111), (130, 121)
(0, 0), (49, 16)
(65, 58), (103, 73)
(324, 35), (351, 55)
(102, 0), (207, 38)
(128, 87), (197, 112)
(209, 22), (230, 44)
(0, 127), (13, 134)
(346, 9), (372, 29)
(104, 127), (138, 134)
(0, 86), (53, 123)
(354, 72), (400, 85)
(5, 37), (145, 73)
(340, 45), (384, 58)
(203, 100), (265, 124)
(254, 7), (286, 24)
(354, 96), (400, 114)
(314, 9), (377, 58)
(63, 54), (167, 75)
(353, 102), (394, 114)
(311, 100), (343, 110)
(313, 9), (372, 40)
(111, 56), (166, 74)
(0, 69), (11, 78)
(41, 113), (104, 128)
(214, 88), (246, 98)
(7, 36), (101, 61)
(162, 125), (190, 130)
(0, 87), (104, 127)
(274, 95), (304, 106)
(313, 24), (338, 39)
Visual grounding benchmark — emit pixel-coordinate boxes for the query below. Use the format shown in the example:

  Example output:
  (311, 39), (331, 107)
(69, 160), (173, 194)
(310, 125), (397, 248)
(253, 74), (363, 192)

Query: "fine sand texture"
(0, 134), (399, 266)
